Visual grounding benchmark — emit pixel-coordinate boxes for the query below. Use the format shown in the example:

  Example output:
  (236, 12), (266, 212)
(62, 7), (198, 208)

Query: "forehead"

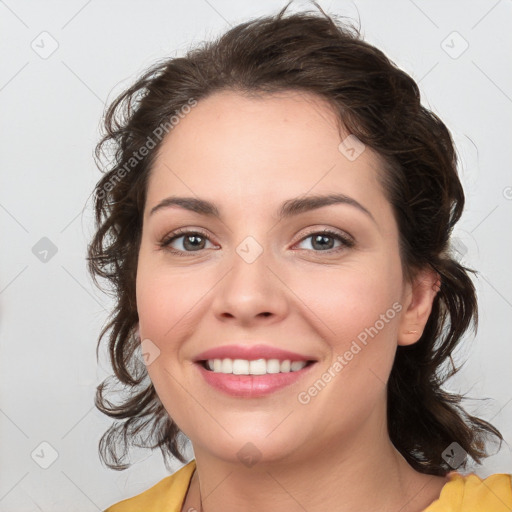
(146, 90), (391, 223)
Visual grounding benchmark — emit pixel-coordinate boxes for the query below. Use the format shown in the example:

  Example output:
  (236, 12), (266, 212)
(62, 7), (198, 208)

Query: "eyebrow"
(149, 193), (376, 224)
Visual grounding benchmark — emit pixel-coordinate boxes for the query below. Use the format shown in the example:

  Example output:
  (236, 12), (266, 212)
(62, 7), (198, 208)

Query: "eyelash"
(158, 227), (355, 257)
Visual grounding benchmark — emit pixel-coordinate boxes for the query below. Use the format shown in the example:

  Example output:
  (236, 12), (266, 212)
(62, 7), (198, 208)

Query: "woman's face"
(136, 90), (431, 465)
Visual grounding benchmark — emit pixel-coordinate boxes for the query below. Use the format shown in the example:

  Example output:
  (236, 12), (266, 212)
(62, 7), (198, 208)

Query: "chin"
(191, 424), (310, 467)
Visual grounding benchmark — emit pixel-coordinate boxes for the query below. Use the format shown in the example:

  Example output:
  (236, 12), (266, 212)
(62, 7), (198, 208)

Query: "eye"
(294, 228), (354, 252)
(158, 229), (216, 256)
(158, 227), (354, 256)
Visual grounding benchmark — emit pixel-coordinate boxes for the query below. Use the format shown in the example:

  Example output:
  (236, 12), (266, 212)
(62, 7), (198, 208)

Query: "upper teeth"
(205, 358), (308, 375)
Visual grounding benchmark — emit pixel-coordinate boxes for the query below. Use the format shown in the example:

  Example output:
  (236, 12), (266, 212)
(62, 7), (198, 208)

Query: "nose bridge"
(212, 232), (285, 321)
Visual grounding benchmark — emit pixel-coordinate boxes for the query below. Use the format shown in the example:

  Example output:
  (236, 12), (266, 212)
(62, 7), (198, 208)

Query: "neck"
(183, 410), (447, 512)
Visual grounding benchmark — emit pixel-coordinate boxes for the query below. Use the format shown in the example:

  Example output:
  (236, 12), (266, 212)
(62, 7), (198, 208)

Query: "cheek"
(136, 263), (171, 342)
(290, 266), (402, 427)
(291, 257), (404, 409)
(135, 258), (198, 429)
(294, 260), (402, 341)
(135, 253), (204, 342)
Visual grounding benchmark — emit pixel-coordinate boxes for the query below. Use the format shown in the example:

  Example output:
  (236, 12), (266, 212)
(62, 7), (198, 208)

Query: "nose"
(210, 243), (288, 326)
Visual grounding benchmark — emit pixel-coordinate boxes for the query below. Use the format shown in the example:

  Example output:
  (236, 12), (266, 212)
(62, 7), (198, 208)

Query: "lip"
(196, 360), (317, 398)
(193, 343), (318, 398)
(194, 344), (316, 363)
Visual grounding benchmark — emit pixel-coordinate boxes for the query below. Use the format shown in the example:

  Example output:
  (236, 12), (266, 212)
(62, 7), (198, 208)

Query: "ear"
(397, 266), (441, 346)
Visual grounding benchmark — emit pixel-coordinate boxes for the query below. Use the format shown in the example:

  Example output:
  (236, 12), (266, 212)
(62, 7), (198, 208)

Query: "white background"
(1, 0), (511, 510)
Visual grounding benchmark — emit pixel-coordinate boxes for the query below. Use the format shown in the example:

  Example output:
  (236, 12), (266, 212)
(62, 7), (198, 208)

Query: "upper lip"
(194, 344), (316, 362)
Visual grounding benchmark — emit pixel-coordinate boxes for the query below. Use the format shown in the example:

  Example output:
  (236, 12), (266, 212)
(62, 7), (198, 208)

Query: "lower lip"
(196, 362), (316, 398)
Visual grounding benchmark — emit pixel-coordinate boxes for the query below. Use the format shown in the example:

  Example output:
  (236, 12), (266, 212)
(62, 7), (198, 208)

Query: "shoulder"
(424, 471), (512, 512)
(104, 459), (196, 512)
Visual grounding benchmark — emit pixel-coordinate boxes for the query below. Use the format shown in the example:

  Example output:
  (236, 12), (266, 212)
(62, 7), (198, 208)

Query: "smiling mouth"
(199, 358), (316, 375)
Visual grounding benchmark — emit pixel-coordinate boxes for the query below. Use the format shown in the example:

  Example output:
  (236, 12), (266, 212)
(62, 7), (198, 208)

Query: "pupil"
(184, 235), (204, 251)
(313, 234), (333, 250)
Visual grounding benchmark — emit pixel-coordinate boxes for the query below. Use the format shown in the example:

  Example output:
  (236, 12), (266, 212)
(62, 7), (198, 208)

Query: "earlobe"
(397, 268), (440, 346)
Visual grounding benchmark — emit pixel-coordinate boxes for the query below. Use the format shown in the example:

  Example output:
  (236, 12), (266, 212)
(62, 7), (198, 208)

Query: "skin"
(135, 89), (448, 512)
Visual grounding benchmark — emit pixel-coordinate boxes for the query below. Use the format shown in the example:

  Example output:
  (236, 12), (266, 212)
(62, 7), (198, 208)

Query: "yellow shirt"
(104, 459), (512, 512)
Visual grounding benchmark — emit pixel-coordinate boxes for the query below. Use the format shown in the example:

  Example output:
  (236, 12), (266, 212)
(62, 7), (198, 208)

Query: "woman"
(88, 3), (512, 511)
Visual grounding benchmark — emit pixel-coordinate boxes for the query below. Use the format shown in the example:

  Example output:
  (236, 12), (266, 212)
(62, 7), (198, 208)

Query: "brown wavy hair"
(87, 1), (504, 474)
